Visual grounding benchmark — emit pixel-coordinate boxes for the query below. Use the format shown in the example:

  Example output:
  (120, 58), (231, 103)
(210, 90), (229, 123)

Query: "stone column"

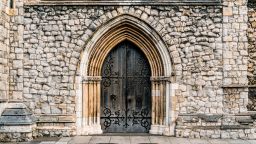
(164, 83), (179, 136)
(81, 76), (102, 135)
(150, 76), (170, 135)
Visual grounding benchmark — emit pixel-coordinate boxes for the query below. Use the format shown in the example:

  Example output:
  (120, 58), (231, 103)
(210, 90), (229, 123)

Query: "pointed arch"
(79, 14), (172, 78)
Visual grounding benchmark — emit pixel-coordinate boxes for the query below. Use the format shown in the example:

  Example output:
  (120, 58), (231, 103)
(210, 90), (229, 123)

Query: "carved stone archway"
(76, 14), (176, 135)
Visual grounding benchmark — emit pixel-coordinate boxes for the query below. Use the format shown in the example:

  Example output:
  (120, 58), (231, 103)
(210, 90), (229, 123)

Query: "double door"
(100, 41), (151, 133)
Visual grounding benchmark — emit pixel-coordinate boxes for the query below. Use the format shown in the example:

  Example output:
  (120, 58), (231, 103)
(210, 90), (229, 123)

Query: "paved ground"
(5, 136), (256, 144)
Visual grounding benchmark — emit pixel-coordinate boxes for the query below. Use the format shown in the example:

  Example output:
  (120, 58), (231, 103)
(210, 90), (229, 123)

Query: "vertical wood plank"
(100, 41), (151, 132)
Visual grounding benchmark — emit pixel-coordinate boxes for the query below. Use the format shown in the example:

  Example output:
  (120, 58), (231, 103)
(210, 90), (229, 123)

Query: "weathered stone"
(0, 0), (255, 141)
(221, 125), (251, 130)
(198, 114), (223, 122)
(0, 104), (36, 127)
(192, 126), (220, 130)
(2, 108), (32, 116)
(182, 116), (199, 123)
(236, 116), (254, 124)
(41, 103), (51, 114)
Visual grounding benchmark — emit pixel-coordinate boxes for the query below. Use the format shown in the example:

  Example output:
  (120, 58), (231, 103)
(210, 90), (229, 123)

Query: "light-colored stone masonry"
(0, 0), (36, 142)
(9, 0), (24, 101)
(22, 4), (223, 137)
(222, 0), (248, 113)
(0, 0), (10, 106)
(0, 0), (256, 142)
(176, 0), (252, 139)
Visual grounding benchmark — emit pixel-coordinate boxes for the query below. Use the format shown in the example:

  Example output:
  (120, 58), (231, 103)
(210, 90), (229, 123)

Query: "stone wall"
(9, 0), (24, 101)
(0, 0), (10, 104)
(0, 0), (37, 142)
(0, 0), (255, 141)
(175, 0), (254, 139)
(222, 0), (248, 112)
(22, 4), (224, 136)
(175, 0), (256, 139)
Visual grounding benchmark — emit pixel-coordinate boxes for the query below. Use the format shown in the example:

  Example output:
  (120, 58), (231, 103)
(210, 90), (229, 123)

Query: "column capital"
(82, 76), (102, 82)
(150, 76), (171, 82)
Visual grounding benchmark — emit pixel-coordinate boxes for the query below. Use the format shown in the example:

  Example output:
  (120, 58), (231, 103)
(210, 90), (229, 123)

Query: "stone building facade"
(0, 0), (256, 142)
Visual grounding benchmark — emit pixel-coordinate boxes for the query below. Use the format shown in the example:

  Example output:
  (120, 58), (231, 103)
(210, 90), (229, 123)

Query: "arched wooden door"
(100, 41), (151, 133)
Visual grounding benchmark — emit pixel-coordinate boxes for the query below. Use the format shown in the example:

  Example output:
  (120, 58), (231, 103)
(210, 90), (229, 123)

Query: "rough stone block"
(236, 116), (254, 124)
(221, 125), (251, 130)
(13, 60), (23, 68)
(198, 114), (223, 122)
(223, 7), (233, 16)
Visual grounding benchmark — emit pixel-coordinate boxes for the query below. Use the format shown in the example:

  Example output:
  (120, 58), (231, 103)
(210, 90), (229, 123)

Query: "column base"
(149, 125), (167, 135)
(78, 124), (103, 135)
(163, 122), (175, 136)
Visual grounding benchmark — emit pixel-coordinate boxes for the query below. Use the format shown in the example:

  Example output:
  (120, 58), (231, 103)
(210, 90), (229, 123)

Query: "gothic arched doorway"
(100, 41), (151, 133)
(76, 15), (176, 136)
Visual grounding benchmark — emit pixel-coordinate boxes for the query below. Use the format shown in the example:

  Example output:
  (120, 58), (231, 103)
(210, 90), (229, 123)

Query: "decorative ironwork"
(101, 41), (151, 132)
(102, 54), (114, 88)
(101, 107), (151, 131)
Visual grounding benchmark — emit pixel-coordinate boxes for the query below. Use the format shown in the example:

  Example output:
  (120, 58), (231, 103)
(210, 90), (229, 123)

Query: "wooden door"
(100, 41), (151, 133)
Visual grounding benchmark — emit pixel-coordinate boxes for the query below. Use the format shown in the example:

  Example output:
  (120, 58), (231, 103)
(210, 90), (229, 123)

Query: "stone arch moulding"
(76, 14), (178, 136)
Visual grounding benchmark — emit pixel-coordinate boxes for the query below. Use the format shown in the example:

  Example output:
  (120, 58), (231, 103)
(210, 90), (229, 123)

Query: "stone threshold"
(25, 0), (222, 6)
(29, 136), (256, 144)
(97, 133), (154, 136)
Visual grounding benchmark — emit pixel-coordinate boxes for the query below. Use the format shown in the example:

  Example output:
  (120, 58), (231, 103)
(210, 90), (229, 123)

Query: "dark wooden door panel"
(100, 41), (151, 133)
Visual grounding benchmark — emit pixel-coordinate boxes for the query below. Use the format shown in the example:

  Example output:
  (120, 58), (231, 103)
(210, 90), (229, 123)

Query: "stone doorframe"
(76, 14), (177, 135)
